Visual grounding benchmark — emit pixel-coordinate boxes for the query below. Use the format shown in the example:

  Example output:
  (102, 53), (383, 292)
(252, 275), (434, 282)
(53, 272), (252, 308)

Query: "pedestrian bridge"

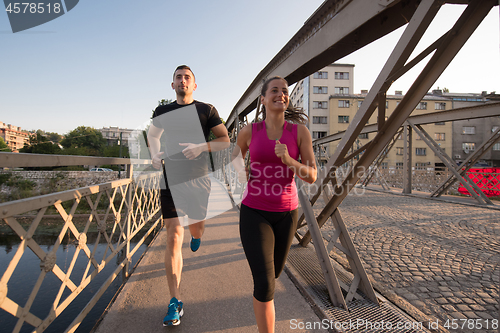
(1, 0), (499, 332)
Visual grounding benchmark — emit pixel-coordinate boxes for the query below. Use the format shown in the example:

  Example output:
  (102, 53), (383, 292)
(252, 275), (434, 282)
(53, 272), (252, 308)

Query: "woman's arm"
(275, 124), (317, 184)
(231, 124), (252, 183)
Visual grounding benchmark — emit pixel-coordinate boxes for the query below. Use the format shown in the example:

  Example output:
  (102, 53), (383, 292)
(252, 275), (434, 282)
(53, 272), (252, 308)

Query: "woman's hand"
(275, 140), (292, 165)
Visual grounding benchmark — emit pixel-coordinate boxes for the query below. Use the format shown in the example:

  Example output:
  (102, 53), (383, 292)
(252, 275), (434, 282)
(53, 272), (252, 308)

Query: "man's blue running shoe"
(189, 236), (201, 252)
(163, 297), (183, 326)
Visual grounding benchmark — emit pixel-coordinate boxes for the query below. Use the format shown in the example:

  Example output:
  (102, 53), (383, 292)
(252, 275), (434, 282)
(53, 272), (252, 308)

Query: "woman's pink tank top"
(242, 121), (299, 212)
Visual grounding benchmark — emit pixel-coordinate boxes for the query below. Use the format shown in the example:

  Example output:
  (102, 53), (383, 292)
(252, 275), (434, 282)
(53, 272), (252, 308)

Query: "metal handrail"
(0, 154), (162, 333)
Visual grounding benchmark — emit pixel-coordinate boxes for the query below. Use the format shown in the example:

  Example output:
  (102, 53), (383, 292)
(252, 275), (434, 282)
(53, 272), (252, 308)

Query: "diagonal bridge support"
(294, 0), (498, 310)
(223, 0), (499, 313)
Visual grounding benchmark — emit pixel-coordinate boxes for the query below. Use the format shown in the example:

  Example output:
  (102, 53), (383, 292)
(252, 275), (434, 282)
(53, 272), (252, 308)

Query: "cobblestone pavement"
(312, 189), (499, 333)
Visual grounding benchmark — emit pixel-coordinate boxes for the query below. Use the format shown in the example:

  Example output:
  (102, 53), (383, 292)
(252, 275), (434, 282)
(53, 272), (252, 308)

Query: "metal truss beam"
(313, 102), (500, 146)
(361, 129), (403, 187)
(407, 120), (494, 205)
(299, 0), (497, 247)
(431, 127), (500, 198)
(226, 0), (426, 130)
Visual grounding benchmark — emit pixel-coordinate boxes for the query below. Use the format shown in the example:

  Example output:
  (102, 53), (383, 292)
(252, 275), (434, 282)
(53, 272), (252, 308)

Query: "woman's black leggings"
(239, 204), (298, 302)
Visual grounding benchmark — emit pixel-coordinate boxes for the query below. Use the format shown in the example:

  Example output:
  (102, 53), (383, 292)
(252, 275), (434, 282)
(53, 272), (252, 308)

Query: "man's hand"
(152, 152), (165, 169)
(179, 143), (205, 160)
(238, 167), (249, 183)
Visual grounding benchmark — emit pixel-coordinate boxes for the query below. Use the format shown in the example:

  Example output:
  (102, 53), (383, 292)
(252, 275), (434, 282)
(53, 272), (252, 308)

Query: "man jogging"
(147, 65), (229, 326)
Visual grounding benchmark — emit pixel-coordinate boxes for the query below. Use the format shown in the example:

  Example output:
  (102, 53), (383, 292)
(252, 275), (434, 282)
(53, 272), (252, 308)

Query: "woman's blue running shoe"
(163, 297), (183, 326)
(189, 236), (201, 252)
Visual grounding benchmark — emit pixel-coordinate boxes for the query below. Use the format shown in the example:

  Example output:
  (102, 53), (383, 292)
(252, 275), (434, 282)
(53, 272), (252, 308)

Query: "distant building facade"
(290, 63), (498, 168)
(426, 90), (500, 167)
(0, 121), (30, 152)
(99, 127), (134, 147)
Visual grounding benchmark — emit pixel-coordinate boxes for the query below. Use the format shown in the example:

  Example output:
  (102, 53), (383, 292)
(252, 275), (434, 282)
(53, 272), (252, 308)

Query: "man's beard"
(176, 87), (187, 97)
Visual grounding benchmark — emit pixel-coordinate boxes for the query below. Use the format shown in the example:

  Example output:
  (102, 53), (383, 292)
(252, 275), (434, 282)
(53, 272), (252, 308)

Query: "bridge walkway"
(94, 176), (499, 333)
(94, 176), (328, 333)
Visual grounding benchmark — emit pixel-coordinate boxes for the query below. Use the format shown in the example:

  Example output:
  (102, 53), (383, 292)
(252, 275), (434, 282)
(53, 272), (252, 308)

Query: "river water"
(0, 228), (158, 333)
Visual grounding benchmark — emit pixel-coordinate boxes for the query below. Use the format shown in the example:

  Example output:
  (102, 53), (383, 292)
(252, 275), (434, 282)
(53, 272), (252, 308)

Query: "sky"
(1, 1), (498, 135)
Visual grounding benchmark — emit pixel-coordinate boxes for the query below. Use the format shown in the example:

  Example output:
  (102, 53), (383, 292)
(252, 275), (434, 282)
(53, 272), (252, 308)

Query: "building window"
(335, 72), (349, 80)
(435, 102), (446, 110)
(338, 116), (349, 123)
(462, 126), (476, 135)
(334, 87), (349, 95)
(493, 143), (500, 151)
(313, 116), (328, 124)
(434, 133), (445, 141)
(435, 122), (445, 125)
(357, 100), (363, 108)
(358, 133), (368, 139)
(313, 71), (328, 79)
(396, 162), (404, 169)
(313, 101), (328, 109)
(385, 101), (389, 109)
(415, 163), (427, 170)
(338, 100), (350, 108)
(313, 86), (328, 94)
(312, 131), (327, 139)
(416, 148), (426, 156)
(416, 102), (427, 110)
(462, 142), (475, 152)
(396, 147), (403, 155)
(380, 162), (388, 169)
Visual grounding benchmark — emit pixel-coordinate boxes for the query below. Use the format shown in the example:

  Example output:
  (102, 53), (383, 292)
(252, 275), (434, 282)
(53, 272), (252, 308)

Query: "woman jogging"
(232, 76), (317, 333)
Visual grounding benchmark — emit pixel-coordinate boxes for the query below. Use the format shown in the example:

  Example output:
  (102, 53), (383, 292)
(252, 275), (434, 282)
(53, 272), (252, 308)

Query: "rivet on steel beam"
(2, 209), (7, 215)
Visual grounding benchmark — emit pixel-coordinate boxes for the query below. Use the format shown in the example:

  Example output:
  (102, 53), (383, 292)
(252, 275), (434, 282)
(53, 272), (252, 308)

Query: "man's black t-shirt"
(152, 100), (222, 184)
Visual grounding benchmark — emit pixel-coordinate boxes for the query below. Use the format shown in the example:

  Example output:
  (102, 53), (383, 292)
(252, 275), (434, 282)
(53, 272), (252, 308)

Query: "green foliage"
(52, 166), (87, 171)
(20, 132), (62, 154)
(103, 144), (130, 158)
(40, 172), (66, 195)
(0, 173), (12, 186)
(0, 137), (11, 152)
(45, 132), (62, 143)
(151, 99), (174, 119)
(61, 126), (107, 156)
(1, 175), (37, 201)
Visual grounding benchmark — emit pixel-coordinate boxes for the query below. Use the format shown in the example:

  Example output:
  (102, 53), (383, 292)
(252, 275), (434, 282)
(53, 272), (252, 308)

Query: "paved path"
(95, 177), (327, 333)
(313, 187), (499, 333)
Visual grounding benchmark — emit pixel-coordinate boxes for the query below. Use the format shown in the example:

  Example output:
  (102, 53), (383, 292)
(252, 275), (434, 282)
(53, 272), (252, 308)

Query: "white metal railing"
(0, 153), (162, 333)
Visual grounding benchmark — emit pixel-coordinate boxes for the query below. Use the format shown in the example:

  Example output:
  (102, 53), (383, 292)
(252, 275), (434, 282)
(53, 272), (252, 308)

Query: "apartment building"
(426, 90), (500, 167)
(99, 126), (134, 147)
(290, 64), (455, 169)
(0, 121), (30, 152)
(328, 92), (453, 170)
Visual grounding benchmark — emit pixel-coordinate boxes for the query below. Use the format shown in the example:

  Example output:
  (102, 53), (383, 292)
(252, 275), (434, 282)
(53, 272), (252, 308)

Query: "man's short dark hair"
(173, 65), (195, 81)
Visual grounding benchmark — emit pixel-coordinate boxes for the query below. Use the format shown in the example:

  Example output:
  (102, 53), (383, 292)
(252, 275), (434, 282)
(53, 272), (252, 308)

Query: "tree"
(46, 132), (62, 143)
(60, 126), (106, 156)
(20, 131), (61, 154)
(103, 144), (129, 158)
(151, 99), (174, 119)
(0, 137), (11, 152)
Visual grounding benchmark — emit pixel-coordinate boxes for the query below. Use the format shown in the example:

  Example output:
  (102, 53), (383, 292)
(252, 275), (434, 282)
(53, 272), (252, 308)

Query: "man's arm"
(147, 123), (164, 170)
(180, 123), (230, 160)
(207, 123), (230, 152)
